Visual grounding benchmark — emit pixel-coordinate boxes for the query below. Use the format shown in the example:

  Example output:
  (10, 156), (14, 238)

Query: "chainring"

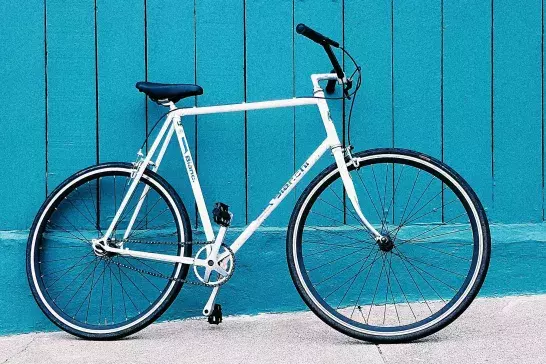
(193, 244), (235, 286)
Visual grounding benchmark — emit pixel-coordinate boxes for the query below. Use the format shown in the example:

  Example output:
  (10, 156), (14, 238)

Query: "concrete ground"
(0, 294), (544, 364)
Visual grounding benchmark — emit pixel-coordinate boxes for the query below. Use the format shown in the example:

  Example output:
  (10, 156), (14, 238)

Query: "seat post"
(156, 100), (177, 109)
(167, 101), (177, 111)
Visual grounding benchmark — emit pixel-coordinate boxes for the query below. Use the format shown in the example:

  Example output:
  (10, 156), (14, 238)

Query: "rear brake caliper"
(131, 150), (145, 178)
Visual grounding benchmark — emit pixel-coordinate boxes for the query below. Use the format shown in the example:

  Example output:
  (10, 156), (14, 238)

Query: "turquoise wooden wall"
(1, 0), (544, 230)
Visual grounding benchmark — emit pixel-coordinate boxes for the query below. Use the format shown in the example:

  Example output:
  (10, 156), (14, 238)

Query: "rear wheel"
(287, 149), (490, 343)
(27, 162), (192, 339)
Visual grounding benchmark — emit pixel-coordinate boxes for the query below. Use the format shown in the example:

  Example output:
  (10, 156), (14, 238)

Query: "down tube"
(228, 139), (331, 254)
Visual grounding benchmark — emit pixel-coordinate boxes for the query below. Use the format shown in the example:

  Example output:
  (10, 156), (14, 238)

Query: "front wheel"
(287, 148), (490, 343)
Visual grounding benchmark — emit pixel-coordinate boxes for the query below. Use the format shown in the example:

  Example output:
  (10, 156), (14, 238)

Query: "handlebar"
(296, 23), (339, 48)
(296, 23), (348, 96)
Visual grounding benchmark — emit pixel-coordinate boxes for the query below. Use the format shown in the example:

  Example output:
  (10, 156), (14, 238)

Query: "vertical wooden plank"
(393, 1), (441, 158)
(97, 0), (145, 163)
(46, 1), (97, 191)
(493, 0), (542, 222)
(344, 0), (394, 228)
(443, 1), (492, 217)
(195, 0), (246, 226)
(294, 0), (344, 226)
(96, 1), (145, 231)
(344, 0), (393, 149)
(147, 0), (197, 225)
(143, 0), (200, 314)
(294, 0), (344, 177)
(0, 1), (45, 229)
(393, 0), (442, 223)
(246, 0), (294, 226)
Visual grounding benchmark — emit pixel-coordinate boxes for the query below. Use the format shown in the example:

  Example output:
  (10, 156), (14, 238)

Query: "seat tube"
(172, 113), (215, 242)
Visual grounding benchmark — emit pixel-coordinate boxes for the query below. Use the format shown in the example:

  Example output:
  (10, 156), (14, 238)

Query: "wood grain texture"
(46, 1), (97, 191)
(393, 0), (442, 223)
(443, 0), (492, 219)
(97, 0), (146, 163)
(344, 0), (393, 149)
(493, 0), (542, 222)
(0, 1), (46, 228)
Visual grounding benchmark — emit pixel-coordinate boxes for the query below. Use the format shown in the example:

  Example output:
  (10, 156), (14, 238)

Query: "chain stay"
(106, 239), (235, 287)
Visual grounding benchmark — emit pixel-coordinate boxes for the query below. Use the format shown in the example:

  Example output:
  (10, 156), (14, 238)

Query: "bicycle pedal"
(207, 304), (223, 325)
(212, 202), (232, 227)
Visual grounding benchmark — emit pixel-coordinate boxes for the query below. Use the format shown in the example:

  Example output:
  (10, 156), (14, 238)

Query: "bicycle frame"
(96, 73), (382, 314)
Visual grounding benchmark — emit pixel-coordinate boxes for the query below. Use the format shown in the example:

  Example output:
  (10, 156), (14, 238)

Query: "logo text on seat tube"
(185, 156), (196, 182)
(181, 137), (196, 182)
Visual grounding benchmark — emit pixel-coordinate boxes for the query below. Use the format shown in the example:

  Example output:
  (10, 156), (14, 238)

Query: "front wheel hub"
(377, 235), (394, 252)
(91, 238), (117, 257)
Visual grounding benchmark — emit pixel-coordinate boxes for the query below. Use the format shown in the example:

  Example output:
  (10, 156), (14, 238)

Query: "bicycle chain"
(105, 239), (235, 287)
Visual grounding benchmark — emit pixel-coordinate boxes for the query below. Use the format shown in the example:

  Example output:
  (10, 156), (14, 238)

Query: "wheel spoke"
(307, 245), (371, 272)
(347, 250), (382, 317)
(355, 169), (385, 225)
(334, 249), (381, 307)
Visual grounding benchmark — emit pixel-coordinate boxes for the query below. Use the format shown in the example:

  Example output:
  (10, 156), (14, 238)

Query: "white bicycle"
(27, 24), (490, 343)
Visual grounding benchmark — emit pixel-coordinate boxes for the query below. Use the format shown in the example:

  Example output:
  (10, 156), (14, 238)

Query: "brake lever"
(343, 78), (353, 99)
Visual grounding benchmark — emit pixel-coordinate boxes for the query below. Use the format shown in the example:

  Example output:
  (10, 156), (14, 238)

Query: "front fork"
(313, 90), (382, 240)
(331, 145), (382, 239)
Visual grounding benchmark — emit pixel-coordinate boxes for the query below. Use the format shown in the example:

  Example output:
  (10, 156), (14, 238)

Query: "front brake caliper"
(345, 145), (359, 168)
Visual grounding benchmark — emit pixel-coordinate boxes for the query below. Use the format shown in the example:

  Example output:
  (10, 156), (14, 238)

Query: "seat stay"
(102, 112), (176, 241)
(122, 121), (176, 240)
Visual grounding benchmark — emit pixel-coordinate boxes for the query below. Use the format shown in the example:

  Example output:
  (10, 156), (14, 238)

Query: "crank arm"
(203, 264), (229, 282)
(203, 286), (220, 316)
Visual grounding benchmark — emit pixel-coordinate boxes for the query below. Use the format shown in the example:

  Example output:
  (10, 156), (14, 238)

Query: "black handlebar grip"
(325, 79), (337, 94)
(296, 23), (340, 48)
